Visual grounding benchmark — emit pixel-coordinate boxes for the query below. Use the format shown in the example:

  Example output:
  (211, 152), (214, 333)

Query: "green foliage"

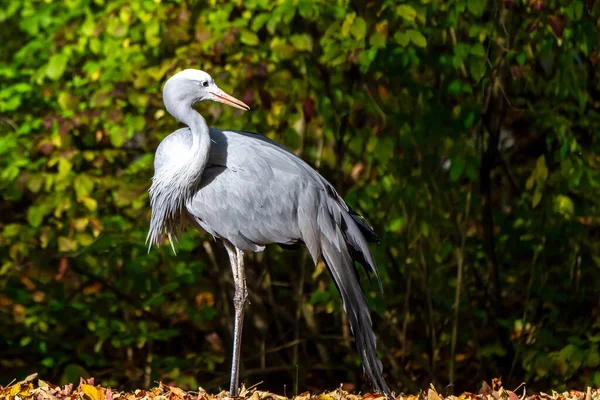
(1, 0), (600, 394)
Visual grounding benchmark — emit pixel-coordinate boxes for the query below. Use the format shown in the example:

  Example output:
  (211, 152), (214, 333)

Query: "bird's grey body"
(164, 128), (305, 250)
(147, 69), (391, 397)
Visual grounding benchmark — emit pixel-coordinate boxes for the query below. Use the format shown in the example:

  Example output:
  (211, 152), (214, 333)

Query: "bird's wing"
(186, 128), (317, 251)
(190, 128), (380, 274)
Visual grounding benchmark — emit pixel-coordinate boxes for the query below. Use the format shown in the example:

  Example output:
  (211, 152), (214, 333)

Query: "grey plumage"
(147, 69), (391, 397)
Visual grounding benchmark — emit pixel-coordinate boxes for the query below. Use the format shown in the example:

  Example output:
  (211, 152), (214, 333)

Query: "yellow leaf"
(554, 194), (574, 217)
(8, 382), (34, 397)
(82, 197), (98, 211)
(326, 301), (335, 313)
(57, 158), (72, 180)
(240, 29), (259, 46)
(532, 189), (543, 208)
(0, 261), (13, 275)
(312, 260), (326, 280)
(58, 237), (78, 252)
(73, 218), (89, 231)
(58, 92), (77, 111)
(8, 384), (21, 397)
(396, 4), (417, 21)
(81, 384), (105, 400)
(51, 134), (62, 148)
(535, 155), (548, 183)
(341, 12), (356, 37)
(10, 243), (24, 260)
(350, 17), (367, 40)
(317, 395), (335, 400)
(154, 109), (165, 119)
(408, 29), (427, 48)
(77, 233), (95, 246)
(119, 7), (131, 23)
(525, 174), (535, 190)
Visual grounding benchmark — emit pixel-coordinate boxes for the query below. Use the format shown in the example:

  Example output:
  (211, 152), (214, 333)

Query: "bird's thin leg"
(225, 243), (248, 397)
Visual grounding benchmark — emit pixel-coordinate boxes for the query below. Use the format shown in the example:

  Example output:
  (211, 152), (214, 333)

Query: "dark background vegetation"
(1, 0), (599, 395)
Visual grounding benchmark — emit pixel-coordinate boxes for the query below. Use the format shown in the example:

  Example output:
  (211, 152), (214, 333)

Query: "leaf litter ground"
(1, 374), (599, 400)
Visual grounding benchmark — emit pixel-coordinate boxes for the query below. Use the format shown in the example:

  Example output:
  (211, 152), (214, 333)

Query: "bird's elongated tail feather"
(348, 207), (380, 243)
(341, 210), (383, 291)
(320, 225), (391, 398)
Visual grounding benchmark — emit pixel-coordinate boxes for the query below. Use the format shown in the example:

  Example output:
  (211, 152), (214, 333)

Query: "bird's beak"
(210, 88), (250, 111)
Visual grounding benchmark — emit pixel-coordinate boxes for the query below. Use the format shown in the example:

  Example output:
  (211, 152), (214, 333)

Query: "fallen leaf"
(493, 378), (503, 391)
(294, 392), (311, 400)
(168, 385), (187, 398)
(81, 384), (106, 400)
(481, 382), (493, 396)
(318, 394), (335, 400)
(428, 389), (442, 400)
(21, 373), (39, 384)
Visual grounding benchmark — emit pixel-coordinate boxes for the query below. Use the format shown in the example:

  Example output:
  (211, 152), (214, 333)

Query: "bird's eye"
(202, 81), (209, 87)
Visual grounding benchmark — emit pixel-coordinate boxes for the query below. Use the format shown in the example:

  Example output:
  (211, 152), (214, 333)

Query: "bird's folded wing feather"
(186, 128), (327, 251)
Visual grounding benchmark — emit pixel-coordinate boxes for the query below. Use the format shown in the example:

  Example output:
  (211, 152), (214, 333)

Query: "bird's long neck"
(163, 99), (212, 198)
(183, 108), (211, 190)
(146, 102), (211, 249)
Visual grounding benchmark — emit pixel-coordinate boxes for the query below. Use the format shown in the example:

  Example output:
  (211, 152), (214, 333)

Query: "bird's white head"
(163, 69), (249, 122)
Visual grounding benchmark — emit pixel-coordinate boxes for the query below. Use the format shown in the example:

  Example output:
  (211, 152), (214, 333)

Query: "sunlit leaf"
(369, 32), (386, 49)
(553, 194), (574, 217)
(46, 54), (68, 81)
(407, 29), (427, 48)
(81, 384), (105, 400)
(350, 17), (367, 40)
(240, 29), (259, 46)
(58, 237), (78, 252)
(396, 5), (417, 22)
(394, 31), (410, 47)
(532, 189), (543, 208)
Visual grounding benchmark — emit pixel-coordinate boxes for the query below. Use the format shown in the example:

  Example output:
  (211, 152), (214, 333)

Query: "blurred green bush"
(1, 0), (599, 394)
